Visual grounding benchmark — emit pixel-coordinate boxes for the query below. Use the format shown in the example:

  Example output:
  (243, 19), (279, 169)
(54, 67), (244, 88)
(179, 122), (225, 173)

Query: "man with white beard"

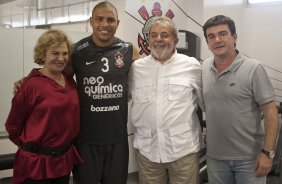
(128, 16), (203, 184)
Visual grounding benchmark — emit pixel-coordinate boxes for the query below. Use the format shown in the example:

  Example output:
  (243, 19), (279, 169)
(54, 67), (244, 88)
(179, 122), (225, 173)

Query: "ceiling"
(0, 0), (17, 5)
(0, 0), (98, 28)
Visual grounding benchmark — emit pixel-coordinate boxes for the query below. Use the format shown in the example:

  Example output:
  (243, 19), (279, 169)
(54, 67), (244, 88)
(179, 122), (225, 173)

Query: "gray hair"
(148, 16), (178, 39)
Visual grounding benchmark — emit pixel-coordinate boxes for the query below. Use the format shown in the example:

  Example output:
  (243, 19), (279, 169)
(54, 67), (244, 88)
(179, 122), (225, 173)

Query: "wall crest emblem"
(137, 2), (175, 56)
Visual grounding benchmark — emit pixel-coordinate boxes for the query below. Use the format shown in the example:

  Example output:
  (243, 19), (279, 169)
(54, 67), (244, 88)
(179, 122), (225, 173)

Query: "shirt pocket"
(169, 78), (193, 101)
(168, 123), (193, 153)
(135, 127), (152, 153)
(132, 79), (153, 103)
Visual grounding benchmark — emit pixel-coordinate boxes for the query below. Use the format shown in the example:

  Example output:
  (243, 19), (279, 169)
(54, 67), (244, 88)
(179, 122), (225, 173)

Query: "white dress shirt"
(129, 50), (202, 163)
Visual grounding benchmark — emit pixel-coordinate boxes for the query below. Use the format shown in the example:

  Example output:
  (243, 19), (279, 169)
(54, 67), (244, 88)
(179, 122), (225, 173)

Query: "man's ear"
(89, 17), (93, 26)
(174, 38), (179, 46)
(233, 33), (237, 48)
(233, 33), (237, 41)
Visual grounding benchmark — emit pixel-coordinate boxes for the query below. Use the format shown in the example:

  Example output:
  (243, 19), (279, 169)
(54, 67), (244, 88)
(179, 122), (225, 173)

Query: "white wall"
(0, 28), (24, 133)
(242, 4), (282, 102)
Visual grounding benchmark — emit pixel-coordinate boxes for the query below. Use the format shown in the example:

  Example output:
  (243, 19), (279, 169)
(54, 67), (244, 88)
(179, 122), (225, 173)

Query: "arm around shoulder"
(13, 77), (26, 95)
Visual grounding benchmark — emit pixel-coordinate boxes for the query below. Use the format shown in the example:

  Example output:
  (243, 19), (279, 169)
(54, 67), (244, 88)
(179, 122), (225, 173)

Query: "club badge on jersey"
(114, 52), (125, 68)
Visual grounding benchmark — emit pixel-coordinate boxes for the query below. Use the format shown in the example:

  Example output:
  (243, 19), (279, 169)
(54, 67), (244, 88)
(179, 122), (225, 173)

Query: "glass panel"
(69, 2), (89, 22)
(52, 7), (69, 24)
(30, 9), (46, 26)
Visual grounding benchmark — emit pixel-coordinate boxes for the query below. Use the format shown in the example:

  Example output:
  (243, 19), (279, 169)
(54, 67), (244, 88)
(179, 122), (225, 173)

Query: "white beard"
(150, 44), (174, 61)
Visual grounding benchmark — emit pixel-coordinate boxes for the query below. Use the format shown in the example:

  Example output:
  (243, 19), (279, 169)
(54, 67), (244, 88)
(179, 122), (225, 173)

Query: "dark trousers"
(22, 175), (70, 184)
(73, 138), (129, 184)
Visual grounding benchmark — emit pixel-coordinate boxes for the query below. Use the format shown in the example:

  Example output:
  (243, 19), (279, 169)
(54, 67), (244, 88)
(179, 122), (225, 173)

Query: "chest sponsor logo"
(83, 76), (123, 100)
(91, 105), (120, 112)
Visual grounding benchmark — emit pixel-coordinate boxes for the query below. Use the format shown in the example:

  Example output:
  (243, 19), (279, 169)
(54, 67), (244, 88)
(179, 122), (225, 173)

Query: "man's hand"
(256, 153), (273, 177)
(13, 77), (25, 95)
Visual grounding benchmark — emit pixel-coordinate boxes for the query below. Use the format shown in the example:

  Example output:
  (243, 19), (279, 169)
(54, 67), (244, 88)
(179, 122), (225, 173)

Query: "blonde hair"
(33, 29), (73, 65)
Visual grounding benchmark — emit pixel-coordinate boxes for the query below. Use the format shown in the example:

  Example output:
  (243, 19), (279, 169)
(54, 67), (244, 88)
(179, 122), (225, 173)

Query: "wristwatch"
(261, 149), (275, 159)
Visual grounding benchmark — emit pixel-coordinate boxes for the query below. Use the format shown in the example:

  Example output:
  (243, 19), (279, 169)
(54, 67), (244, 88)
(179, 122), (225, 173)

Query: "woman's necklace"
(55, 75), (65, 88)
(39, 69), (65, 88)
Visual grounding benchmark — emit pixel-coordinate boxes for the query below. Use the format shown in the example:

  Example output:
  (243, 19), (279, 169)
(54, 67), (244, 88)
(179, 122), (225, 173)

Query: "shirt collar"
(210, 51), (243, 73)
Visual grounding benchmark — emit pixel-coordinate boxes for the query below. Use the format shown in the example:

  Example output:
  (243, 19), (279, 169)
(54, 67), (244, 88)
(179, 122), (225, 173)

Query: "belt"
(20, 141), (73, 157)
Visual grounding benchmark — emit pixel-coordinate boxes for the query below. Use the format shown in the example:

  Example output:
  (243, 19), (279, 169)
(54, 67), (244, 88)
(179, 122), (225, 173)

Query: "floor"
(128, 174), (282, 184)
(0, 173), (280, 184)
(267, 175), (281, 184)
(0, 174), (139, 184)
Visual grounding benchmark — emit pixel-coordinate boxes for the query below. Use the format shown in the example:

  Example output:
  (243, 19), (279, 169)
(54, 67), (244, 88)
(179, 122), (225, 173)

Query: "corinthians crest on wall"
(137, 2), (175, 56)
(125, 0), (200, 58)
